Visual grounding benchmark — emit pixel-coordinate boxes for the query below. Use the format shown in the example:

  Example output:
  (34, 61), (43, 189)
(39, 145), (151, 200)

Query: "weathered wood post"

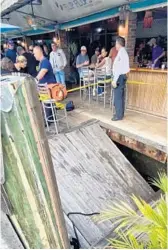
(1, 75), (70, 249)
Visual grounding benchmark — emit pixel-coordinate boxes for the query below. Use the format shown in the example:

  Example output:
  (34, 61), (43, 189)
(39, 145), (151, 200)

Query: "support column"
(119, 11), (137, 67)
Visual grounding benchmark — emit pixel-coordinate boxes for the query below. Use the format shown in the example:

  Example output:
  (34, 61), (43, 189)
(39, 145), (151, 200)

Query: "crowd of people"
(1, 36), (130, 121)
(1, 40), (67, 86)
(135, 37), (166, 68)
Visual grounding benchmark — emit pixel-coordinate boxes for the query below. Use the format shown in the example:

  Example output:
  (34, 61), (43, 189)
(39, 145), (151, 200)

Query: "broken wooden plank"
(49, 123), (155, 247)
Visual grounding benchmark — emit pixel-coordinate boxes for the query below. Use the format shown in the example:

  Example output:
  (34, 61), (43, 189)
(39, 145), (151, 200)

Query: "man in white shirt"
(112, 36), (130, 121)
(49, 42), (67, 86)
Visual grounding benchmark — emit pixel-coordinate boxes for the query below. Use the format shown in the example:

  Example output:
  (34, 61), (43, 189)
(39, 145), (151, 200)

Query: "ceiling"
(1, 0), (135, 28)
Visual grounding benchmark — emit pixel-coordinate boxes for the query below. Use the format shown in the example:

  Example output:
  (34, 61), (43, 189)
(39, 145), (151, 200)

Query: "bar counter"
(127, 68), (167, 118)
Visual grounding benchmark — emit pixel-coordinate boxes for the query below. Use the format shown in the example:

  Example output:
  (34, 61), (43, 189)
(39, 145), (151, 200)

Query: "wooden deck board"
(49, 122), (155, 247)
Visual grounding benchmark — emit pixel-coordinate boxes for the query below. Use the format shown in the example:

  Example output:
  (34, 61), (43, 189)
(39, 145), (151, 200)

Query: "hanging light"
(96, 27), (103, 33)
(26, 15), (37, 30)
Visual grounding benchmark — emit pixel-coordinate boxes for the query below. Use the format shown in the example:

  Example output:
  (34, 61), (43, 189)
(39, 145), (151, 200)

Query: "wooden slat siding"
(49, 123), (155, 247)
(127, 70), (167, 118)
(1, 76), (69, 249)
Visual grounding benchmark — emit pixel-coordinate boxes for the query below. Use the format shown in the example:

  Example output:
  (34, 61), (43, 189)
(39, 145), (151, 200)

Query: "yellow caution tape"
(67, 79), (165, 93)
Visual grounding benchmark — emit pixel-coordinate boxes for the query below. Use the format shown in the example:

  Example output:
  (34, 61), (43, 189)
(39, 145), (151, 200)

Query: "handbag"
(47, 83), (67, 101)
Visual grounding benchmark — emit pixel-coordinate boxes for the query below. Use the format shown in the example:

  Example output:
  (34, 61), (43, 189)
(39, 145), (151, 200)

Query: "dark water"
(114, 142), (167, 192)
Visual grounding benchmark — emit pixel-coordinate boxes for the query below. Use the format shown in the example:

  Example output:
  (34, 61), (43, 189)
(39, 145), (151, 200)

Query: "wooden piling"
(1, 75), (69, 249)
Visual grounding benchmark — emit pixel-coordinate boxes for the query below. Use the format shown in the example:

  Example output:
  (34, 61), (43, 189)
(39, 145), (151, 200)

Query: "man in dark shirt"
(33, 46), (56, 121)
(5, 40), (17, 63)
(33, 46), (56, 84)
(17, 46), (38, 77)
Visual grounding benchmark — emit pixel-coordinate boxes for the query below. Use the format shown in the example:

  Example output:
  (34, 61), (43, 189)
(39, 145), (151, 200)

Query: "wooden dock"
(67, 92), (166, 152)
(49, 121), (155, 248)
(49, 91), (166, 163)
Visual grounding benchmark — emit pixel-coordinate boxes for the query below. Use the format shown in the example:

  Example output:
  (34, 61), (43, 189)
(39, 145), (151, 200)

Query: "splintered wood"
(49, 122), (155, 248)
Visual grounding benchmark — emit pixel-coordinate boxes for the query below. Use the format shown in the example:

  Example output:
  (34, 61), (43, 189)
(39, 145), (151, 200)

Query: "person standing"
(17, 46), (38, 77)
(49, 42), (67, 86)
(33, 46), (55, 85)
(76, 46), (89, 76)
(33, 46), (56, 121)
(29, 45), (34, 53)
(148, 38), (165, 68)
(111, 36), (130, 121)
(5, 40), (17, 63)
(109, 46), (118, 64)
(43, 44), (49, 59)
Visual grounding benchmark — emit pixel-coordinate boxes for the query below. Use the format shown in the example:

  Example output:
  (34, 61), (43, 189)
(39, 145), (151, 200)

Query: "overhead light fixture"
(96, 27), (102, 33)
(26, 16), (37, 30)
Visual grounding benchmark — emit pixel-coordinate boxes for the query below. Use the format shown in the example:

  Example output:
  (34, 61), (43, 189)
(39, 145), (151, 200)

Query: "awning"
(1, 0), (167, 33)
(60, 0), (168, 29)
(0, 23), (21, 33)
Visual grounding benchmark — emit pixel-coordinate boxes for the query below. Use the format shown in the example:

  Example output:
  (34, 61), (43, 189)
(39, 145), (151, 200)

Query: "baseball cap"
(7, 40), (14, 45)
(147, 38), (156, 46)
(81, 46), (87, 51)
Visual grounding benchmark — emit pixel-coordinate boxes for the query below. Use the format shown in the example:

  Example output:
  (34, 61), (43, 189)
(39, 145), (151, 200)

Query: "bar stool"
(80, 67), (94, 103)
(38, 84), (69, 134)
(95, 68), (112, 108)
